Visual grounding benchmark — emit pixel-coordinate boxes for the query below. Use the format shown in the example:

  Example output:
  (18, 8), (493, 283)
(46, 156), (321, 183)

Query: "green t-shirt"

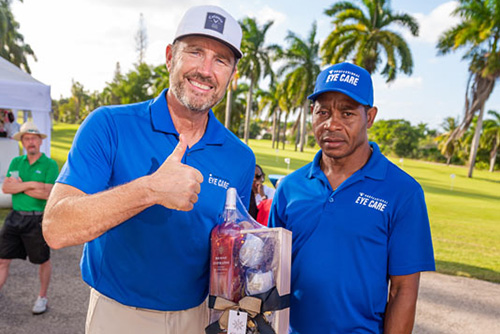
(6, 153), (59, 211)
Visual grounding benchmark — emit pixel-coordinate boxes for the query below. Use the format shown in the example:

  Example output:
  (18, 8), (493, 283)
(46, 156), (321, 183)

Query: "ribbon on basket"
(205, 287), (290, 334)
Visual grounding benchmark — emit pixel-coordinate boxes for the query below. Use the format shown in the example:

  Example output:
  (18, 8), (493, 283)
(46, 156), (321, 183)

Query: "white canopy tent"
(0, 56), (52, 155)
(0, 56), (52, 208)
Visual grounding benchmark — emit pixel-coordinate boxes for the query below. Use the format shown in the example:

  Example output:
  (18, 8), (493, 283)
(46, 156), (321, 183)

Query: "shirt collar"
(307, 142), (388, 181)
(150, 88), (225, 145)
(361, 142), (388, 180)
(22, 153), (46, 165)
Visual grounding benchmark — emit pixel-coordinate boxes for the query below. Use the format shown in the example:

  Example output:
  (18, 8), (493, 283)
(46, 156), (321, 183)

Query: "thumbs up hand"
(147, 134), (203, 211)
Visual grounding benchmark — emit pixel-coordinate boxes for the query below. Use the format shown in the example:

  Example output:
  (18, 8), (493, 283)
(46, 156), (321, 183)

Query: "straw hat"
(12, 121), (47, 141)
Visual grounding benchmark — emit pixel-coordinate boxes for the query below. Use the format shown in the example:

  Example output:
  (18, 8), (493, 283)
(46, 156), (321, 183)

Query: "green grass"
(51, 122), (80, 169)
(250, 140), (500, 283)
(0, 209), (8, 224)
(391, 159), (500, 282)
(2, 123), (499, 283)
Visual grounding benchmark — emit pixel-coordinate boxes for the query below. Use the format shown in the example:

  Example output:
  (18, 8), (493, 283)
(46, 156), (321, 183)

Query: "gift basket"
(206, 188), (292, 334)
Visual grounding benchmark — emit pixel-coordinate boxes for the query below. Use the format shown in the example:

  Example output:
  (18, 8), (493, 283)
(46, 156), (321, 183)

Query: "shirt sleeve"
(238, 155), (256, 210)
(57, 108), (117, 194)
(6, 158), (17, 177)
(264, 185), (275, 200)
(268, 185), (286, 229)
(388, 186), (435, 275)
(44, 159), (59, 184)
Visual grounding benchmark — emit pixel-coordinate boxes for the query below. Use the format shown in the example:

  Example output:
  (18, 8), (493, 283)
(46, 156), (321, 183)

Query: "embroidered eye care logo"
(208, 174), (229, 189)
(205, 12), (226, 34)
(355, 192), (388, 212)
(326, 69), (360, 86)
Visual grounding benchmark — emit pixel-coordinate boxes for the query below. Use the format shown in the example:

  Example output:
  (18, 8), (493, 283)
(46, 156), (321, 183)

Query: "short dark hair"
(255, 164), (263, 174)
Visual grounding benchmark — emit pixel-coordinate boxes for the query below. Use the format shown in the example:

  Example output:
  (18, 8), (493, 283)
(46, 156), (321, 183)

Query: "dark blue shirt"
(57, 89), (255, 311)
(269, 143), (435, 333)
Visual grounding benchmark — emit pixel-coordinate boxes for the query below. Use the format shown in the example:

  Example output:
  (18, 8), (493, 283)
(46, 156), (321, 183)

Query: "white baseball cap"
(174, 5), (243, 59)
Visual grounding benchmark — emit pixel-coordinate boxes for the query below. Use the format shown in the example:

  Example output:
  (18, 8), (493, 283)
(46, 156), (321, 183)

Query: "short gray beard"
(170, 78), (223, 113)
(169, 51), (226, 113)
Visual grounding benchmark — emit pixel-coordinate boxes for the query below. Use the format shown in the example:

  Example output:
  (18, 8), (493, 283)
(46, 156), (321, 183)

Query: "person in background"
(4, 110), (21, 139)
(42, 5), (255, 334)
(253, 164), (275, 205)
(269, 62), (435, 334)
(249, 165), (275, 226)
(0, 110), (6, 137)
(0, 121), (59, 315)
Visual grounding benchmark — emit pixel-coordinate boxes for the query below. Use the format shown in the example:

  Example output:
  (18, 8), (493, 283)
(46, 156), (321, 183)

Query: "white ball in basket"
(239, 234), (265, 268)
(246, 270), (275, 295)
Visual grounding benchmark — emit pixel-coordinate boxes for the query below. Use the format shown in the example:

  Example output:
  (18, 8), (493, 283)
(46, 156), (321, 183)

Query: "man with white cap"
(269, 62), (435, 333)
(43, 5), (254, 334)
(0, 121), (58, 315)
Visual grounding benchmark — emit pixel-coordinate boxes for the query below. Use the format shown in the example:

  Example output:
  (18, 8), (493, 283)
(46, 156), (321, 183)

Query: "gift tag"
(227, 309), (248, 334)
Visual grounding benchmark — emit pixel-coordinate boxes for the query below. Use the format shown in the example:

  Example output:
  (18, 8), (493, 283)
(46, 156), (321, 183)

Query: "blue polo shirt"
(57, 89), (255, 311)
(269, 143), (435, 334)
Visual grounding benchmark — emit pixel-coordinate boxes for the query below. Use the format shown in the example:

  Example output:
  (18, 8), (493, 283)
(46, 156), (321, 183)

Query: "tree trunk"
(294, 124), (299, 152)
(275, 110), (282, 149)
(299, 100), (308, 152)
(489, 140), (498, 172)
(282, 113), (289, 150)
(224, 86), (233, 129)
(271, 109), (277, 148)
(467, 104), (486, 178)
(243, 79), (254, 144)
(75, 99), (81, 124)
(446, 156), (451, 166)
(446, 74), (494, 146)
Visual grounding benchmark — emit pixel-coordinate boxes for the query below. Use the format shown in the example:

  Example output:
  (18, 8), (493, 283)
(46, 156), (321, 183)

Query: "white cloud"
(253, 6), (287, 26)
(410, 1), (460, 44)
(375, 76), (424, 90)
(233, 3), (288, 46)
(11, 0), (226, 97)
(87, 0), (219, 10)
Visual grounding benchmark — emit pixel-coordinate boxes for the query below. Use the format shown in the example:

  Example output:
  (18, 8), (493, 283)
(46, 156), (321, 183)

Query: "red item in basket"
(209, 221), (244, 302)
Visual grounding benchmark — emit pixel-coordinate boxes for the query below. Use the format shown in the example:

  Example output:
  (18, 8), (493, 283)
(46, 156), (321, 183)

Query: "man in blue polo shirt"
(269, 62), (435, 334)
(42, 5), (255, 334)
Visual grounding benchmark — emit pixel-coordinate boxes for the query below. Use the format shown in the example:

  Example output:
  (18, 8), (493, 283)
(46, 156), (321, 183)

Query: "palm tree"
(224, 73), (238, 129)
(258, 82), (281, 148)
(435, 116), (460, 165)
(278, 22), (321, 151)
(102, 62), (124, 105)
(481, 110), (500, 172)
(238, 17), (278, 144)
(0, 0), (36, 73)
(213, 82), (249, 135)
(321, 0), (419, 82)
(277, 82), (295, 150)
(151, 63), (170, 93)
(70, 80), (87, 124)
(437, 0), (500, 178)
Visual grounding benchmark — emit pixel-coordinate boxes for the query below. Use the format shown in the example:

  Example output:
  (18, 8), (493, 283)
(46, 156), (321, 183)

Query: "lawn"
(251, 141), (500, 283)
(1, 122), (499, 283)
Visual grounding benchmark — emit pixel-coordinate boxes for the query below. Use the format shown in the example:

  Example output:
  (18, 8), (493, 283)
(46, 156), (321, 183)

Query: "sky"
(11, 0), (500, 131)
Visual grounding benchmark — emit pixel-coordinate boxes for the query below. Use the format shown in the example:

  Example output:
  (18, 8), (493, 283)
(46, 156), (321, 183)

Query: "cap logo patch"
(205, 12), (225, 34)
(326, 69), (360, 86)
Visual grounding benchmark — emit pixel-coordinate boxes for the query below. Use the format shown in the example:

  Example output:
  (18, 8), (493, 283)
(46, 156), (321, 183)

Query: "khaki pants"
(86, 288), (209, 334)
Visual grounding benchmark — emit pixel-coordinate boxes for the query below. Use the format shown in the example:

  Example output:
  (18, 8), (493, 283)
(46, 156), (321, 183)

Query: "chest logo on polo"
(35, 170), (42, 174)
(208, 174), (229, 190)
(355, 192), (388, 212)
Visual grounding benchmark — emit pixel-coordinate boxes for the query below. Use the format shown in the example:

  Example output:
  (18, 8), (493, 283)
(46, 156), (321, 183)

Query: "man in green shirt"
(0, 121), (58, 314)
